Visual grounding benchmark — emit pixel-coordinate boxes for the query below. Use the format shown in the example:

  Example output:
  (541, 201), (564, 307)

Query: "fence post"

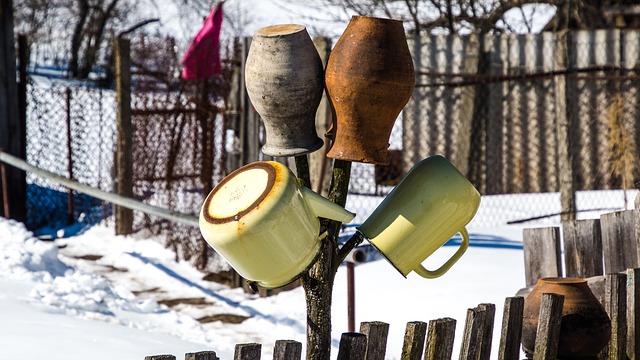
(605, 273), (627, 360)
(114, 36), (134, 235)
(627, 269), (640, 360)
(401, 321), (428, 360)
(273, 340), (302, 360)
(234, 343), (261, 360)
(554, 30), (577, 221)
(533, 293), (564, 360)
(0, 2), (27, 223)
(145, 356), (176, 360)
(360, 321), (389, 360)
(459, 306), (488, 360)
(337, 333), (367, 360)
(424, 318), (456, 360)
(600, 210), (640, 274)
(523, 227), (563, 286)
(65, 87), (75, 224)
(185, 351), (219, 360)
(562, 219), (604, 278)
(497, 297), (524, 360)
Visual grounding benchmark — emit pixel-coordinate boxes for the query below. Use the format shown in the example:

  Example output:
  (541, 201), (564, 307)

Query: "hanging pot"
(199, 161), (355, 288)
(325, 16), (415, 164)
(245, 24), (324, 157)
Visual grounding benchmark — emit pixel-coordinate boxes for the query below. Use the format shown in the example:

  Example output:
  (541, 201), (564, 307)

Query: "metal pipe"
(66, 87), (74, 224)
(0, 150), (199, 228)
(1, 159), (9, 218)
(347, 261), (355, 332)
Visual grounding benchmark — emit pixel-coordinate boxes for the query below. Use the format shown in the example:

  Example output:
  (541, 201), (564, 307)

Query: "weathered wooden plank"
(459, 307), (487, 360)
(478, 303), (496, 360)
(273, 340), (302, 360)
(562, 219), (604, 278)
(497, 297), (524, 360)
(523, 227), (562, 286)
(605, 273), (627, 360)
(601, 210), (639, 274)
(401, 321), (428, 360)
(532, 293), (564, 360)
(424, 318), (456, 360)
(360, 321), (389, 360)
(185, 351), (219, 360)
(337, 333), (367, 360)
(628, 269), (640, 360)
(234, 343), (262, 360)
(145, 356), (176, 360)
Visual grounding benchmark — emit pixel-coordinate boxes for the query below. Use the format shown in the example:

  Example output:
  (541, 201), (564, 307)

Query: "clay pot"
(325, 16), (415, 164)
(245, 24), (324, 157)
(522, 277), (611, 359)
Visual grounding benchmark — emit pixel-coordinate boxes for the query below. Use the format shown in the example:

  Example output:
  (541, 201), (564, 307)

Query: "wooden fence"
(147, 207), (640, 360)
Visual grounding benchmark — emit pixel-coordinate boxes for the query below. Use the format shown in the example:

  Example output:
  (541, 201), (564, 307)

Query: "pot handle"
(413, 228), (470, 279)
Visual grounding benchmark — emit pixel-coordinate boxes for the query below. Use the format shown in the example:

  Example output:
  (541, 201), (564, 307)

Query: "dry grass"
(606, 94), (638, 203)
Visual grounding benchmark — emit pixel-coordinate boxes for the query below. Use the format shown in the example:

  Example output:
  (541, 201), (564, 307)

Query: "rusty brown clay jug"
(325, 16), (415, 164)
(522, 277), (611, 359)
(245, 24), (324, 157)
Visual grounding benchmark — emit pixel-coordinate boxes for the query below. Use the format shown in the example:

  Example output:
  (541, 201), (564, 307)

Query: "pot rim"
(539, 276), (587, 285)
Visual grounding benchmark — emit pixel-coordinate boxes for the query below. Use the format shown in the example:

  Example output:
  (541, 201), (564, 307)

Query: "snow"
(0, 190), (630, 359)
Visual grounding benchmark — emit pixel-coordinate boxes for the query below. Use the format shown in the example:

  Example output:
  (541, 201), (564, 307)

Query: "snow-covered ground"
(0, 190), (631, 359)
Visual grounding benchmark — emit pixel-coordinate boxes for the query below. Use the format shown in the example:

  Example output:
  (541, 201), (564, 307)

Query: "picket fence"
(147, 207), (640, 360)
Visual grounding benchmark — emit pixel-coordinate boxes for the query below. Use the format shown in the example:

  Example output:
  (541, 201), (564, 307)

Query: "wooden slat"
(273, 340), (302, 360)
(145, 356), (176, 360)
(497, 297), (524, 360)
(628, 269), (640, 360)
(234, 343), (262, 360)
(562, 219), (604, 278)
(424, 318), (456, 360)
(401, 321), (428, 360)
(523, 227), (562, 286)
(478, 303), (496, 360)
(360, 321), (389, 360)
(459, 307), (487, 360)
(185, 351), (219, 360)
(601, 210), (639, 274)
(337, 333), (367, 360)
(605, 273), (627, 360)
(532, 293), (564, 360)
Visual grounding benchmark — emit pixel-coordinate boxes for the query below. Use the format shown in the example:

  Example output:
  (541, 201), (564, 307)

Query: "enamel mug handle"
(413, 228), (470, 279)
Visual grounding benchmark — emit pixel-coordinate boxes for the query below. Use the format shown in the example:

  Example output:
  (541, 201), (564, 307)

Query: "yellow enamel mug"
(358, 155), (480, 279)
(199, 161), (355, 288)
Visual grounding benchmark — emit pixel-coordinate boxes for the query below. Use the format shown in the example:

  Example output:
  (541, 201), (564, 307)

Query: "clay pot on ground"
(522, 277), (611, 359)
(244, 24), (324, 157)
(324, 15), (415, 165)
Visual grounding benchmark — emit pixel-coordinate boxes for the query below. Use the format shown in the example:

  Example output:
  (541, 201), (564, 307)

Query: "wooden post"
(523, 227), (563, 286)
(554, 30), (577, 221)
(627, 269), (640, 360)
(478, 303), (496, 360)
(401, 321), (428, 360)
(562, 219), (604, 278)
(360, 321), (389, 360)
(337, 333), (367, 360)
(185, 351), (219, 360)
(605, 273), (628, 360)
(532, 293), (564, 360)
(273, 340), (302, 360)
(234, 343), (261, 360)
(424, 318), (456, 360)
(0, 3), (27, 223)
(601, 210), (639, 274)
(497, 297), (524, 360)
(459, 307), (487, 360)
(114, 37), (134, 235)
(144, 356), (176, 360)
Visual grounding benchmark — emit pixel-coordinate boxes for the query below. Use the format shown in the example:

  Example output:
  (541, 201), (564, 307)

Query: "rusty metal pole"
(347, 261), (355, 332)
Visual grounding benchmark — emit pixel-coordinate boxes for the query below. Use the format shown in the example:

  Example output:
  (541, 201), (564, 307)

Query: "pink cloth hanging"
(181, 2), (224, 80)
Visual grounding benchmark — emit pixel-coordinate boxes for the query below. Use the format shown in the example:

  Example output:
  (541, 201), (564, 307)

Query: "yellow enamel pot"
(358, 155), (480, 279)
(199, 161), (355, 288)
